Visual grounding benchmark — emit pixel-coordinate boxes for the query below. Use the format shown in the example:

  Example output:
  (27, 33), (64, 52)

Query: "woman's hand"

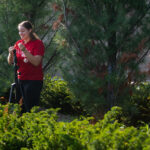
(8, 46), (15, 64)
(8, 46), (15, 55)
(18, 43), (26, 51)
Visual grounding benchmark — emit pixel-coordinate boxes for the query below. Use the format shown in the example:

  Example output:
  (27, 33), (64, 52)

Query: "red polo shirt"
(14, 39), (45, 80)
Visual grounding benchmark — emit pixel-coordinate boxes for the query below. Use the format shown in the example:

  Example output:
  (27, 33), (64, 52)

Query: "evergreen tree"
(53, 0), (150, 114)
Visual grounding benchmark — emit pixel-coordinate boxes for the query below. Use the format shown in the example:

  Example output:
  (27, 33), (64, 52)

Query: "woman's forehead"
(18, 26), (27, 31)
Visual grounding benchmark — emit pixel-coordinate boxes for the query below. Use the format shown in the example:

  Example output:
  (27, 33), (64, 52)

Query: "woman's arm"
(18, 43), (42, 67)
(23, 49), (43, 66)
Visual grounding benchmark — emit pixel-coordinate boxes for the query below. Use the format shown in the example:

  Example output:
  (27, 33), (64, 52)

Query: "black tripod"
(9, 49), (20, 103)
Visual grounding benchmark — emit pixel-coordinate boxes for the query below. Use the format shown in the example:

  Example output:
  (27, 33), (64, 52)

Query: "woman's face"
(18, 25), (31, 40)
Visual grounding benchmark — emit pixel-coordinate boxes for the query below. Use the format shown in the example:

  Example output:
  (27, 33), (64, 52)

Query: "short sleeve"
(33, 40), (45, 56)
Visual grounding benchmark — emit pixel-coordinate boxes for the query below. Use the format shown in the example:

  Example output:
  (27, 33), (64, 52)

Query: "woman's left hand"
(18, 43), (25, 51)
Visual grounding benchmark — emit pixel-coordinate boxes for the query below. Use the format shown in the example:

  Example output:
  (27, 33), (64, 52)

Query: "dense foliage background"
(53, 0), (150, 115)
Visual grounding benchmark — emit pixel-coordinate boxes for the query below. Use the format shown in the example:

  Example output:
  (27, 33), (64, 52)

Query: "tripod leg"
(9, 83), (16, 103)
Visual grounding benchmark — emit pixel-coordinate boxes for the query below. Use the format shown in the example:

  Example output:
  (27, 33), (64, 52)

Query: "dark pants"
(18, 80), (43, 113)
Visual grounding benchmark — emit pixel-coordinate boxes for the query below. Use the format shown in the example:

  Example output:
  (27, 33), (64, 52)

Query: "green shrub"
(40, 75), (85, 115)
(99, 106), (124, 129)
(121, 82), (150, 126)
(0, 104), (150, 150)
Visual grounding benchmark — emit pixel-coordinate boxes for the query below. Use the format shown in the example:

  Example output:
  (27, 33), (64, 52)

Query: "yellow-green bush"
(0, 104), (150, 150)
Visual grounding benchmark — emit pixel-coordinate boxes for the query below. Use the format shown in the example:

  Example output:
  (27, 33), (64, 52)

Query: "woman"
(7, 21), (45, 113)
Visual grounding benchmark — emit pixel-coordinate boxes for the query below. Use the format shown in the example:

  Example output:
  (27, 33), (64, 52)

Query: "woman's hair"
(18, 21), (40, 40)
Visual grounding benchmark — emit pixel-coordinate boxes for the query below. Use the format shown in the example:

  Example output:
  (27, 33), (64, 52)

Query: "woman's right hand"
(8, 46), (15, 55)
(8, 46), (15, 64)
